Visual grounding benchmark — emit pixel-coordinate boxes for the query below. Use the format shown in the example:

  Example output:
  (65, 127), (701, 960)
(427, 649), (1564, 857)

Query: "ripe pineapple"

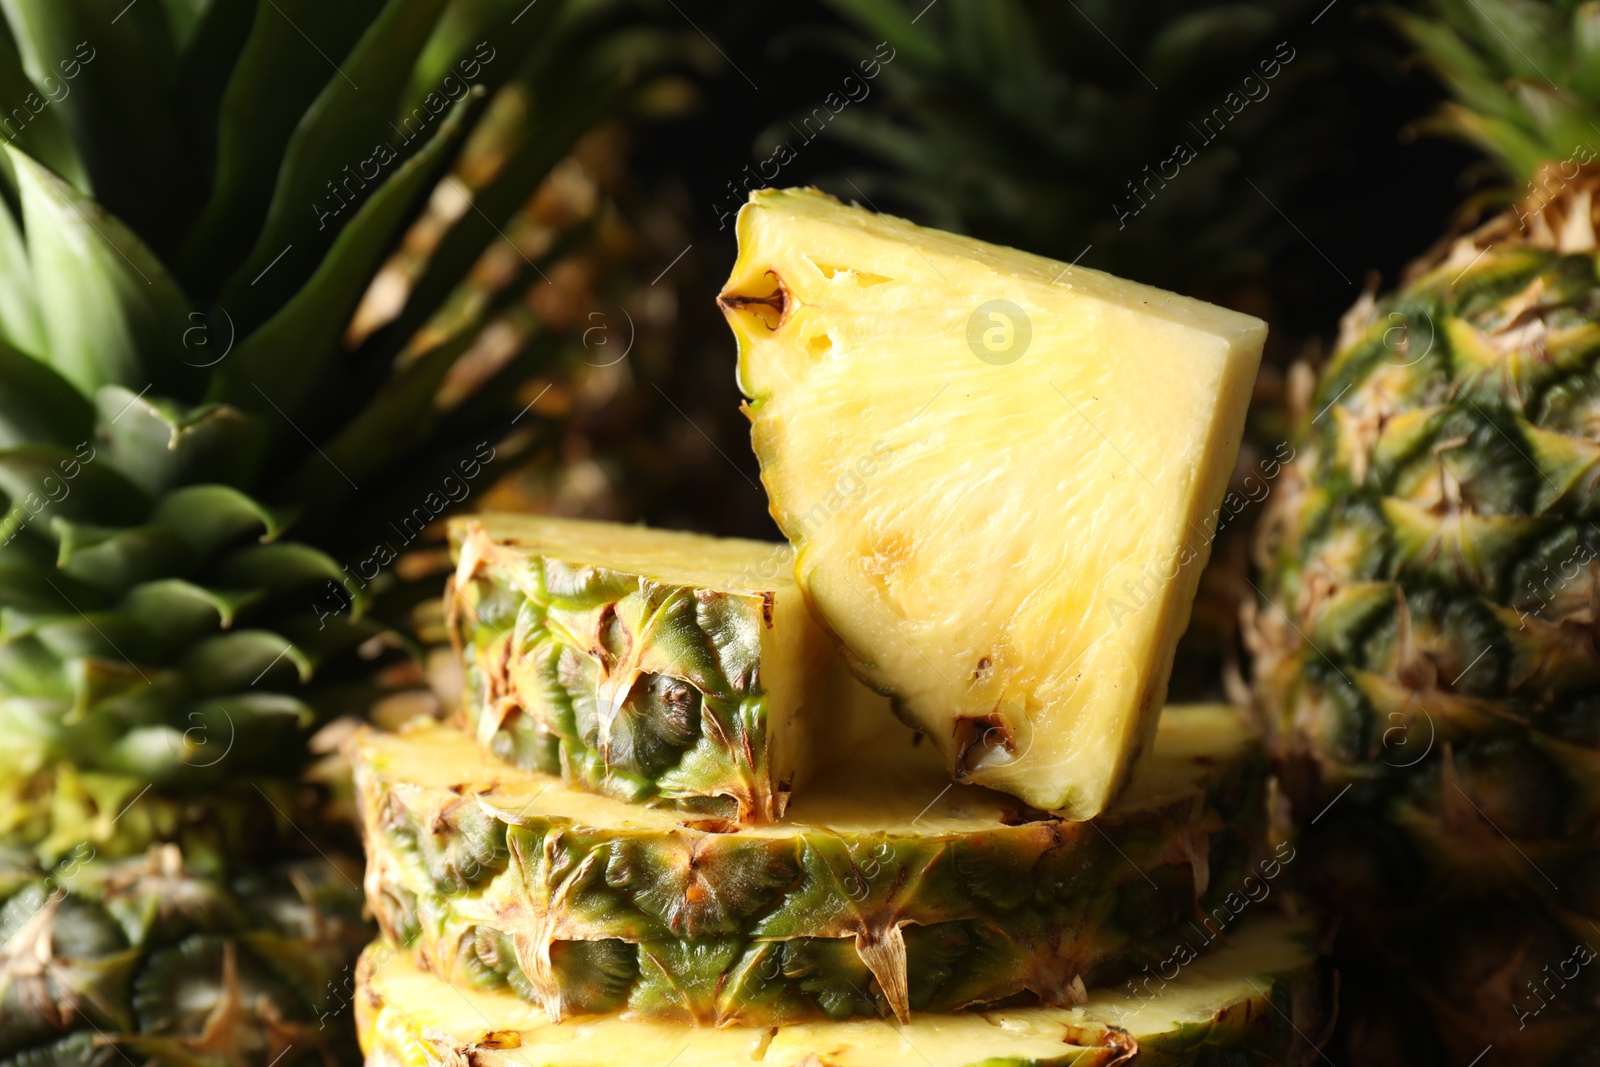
(721, 188), (1264, 817)
(1246, 1), (1600, 1060)
(448, 515), (827, 823)
(356, 912), (1327, 1066)
(351, 704), (1270, 1027)
(0, 0), (667, 1060)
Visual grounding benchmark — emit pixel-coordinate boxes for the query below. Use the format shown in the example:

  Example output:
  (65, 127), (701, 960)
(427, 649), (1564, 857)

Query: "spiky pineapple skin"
(0, 830), (368, 1067)
(371, 848), (1279, 1027)
(352, 713), (1268, 1025)
(1249, 180), (1600, 1062)
(449, 518), (812, 825)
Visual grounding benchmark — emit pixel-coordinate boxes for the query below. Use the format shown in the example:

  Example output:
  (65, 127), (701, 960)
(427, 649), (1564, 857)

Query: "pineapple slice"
(357, 915), (1326, 1066)
(721, 189), (1266, 816)
(352, 705), (1268, 1025)
(449, 514), (826, 824)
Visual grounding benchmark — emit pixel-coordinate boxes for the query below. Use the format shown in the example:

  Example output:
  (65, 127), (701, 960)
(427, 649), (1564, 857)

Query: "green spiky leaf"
(8, 148), (187, 396)
(216, 90), (477, 423)
(177, 0), (386, 289)
(0, 28), (88, 191)
(149, 485), (287, 555)
(181, 630), (313, 692)
(94, 387), (266, 495)
(218, 0), (454, 326)
(0, 0), (196, 241)
(0, 445), (147, 530)
(0, 338), (93, 449)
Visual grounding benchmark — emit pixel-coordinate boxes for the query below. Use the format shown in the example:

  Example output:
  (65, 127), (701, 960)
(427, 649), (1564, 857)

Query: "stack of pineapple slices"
(350, 192), (1327, 1064)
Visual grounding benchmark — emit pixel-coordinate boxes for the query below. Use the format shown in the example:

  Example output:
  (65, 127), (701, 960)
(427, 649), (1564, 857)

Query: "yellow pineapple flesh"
(721, 189), (1265, 816)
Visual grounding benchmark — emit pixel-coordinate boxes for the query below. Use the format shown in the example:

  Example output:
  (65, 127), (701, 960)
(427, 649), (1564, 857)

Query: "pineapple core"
(721, 188), (1265, 817)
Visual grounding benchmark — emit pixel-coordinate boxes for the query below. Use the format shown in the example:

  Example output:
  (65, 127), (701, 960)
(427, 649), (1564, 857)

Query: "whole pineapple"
(0, 1), (668, 1062)
(1247, 1), (1600, 1061)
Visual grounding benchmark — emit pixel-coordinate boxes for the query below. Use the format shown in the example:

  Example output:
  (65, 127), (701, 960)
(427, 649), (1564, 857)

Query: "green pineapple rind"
(450, 517), (804, 824)
(353, 712), (1270, 1025)
(371, 862), (1275, 1026)
(0, 838), (368, 1067)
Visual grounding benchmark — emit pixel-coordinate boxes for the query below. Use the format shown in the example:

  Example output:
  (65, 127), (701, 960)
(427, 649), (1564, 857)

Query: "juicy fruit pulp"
(352, 705), (1265, 1026)
(450, 515), (824, 824)
(722, 188), (1266, 816)
(355, 914), (1325, 1067)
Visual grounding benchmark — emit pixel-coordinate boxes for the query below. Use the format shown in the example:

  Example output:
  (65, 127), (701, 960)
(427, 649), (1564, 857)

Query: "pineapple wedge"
(356, 915), (1326, 1066)
(721, 189), (1266, 816)
(352, 705), (1268, 1025)
(449, 515), (825, 824)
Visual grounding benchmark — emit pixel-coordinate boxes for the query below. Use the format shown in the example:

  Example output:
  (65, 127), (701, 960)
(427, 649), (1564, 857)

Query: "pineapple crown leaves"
(0, 0), (684, 812)
(1394, 0), (1600, 185)
(778, 0), (1346, 300)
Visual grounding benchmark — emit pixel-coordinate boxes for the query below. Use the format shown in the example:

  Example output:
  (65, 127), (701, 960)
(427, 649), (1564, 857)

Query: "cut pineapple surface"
(356, 915), (1323, 1066)
(353, 705), (1264, 1025)
(722, 188), (1266, 816)
(450, 514), (824, 824)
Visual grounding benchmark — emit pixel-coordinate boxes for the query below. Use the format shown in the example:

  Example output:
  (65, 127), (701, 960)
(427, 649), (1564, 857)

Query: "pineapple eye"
(951, 712), (1017, 778)
(719, 270), (790, 331)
